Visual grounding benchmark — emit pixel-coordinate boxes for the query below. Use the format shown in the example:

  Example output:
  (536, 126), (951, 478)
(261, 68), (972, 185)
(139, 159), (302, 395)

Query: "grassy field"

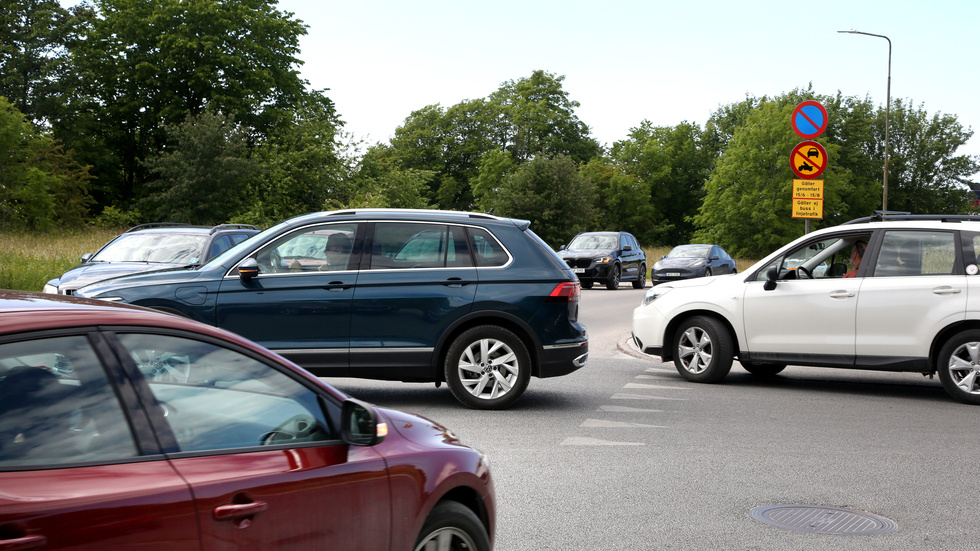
(0, 228), (122, 292)
(0, 229), (758, 293)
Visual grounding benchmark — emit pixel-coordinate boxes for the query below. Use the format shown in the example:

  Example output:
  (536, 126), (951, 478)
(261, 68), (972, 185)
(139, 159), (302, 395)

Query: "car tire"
(632, 264), (646, 289)
(740, 361), (786, 377)
(937, 330), (980, 405)
(606, 264), (621, 290)
(445, 326), (531, 409)
(673, 316), (733, 383)
(581, 280), (594, 289)
(705, 268), (713, 277)
(414, 501), (490, 551)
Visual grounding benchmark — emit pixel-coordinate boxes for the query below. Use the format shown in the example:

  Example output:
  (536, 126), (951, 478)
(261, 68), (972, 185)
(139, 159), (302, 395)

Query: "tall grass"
(0, 228), (121, 292)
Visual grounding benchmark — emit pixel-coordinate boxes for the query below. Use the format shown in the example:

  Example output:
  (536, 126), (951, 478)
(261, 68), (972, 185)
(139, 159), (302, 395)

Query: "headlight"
(642, 287), (671, 306)
(43, 284), (58, 294)
(596, 256), (611, 264)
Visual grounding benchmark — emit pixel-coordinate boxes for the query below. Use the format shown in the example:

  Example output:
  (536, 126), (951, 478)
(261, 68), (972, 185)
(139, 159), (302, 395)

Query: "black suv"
(558, 231), (646, 289)
(43, 223), (259, 295)
(74, 209), (589, 409)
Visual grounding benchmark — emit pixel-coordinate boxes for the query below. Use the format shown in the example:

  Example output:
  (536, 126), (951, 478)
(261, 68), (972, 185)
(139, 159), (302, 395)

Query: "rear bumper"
(538, 340), (589, 378)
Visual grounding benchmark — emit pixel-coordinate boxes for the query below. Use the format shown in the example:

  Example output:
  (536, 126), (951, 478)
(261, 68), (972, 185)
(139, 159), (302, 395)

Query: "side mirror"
(764, 266), (778, 291)
(238, 257), (260, 281)
(661, 255), (667, 260)
(623, 245), (632, 252)
(341, 399), (387, 446)
(711, 255), (720, 260)
(559, 244), (567, 251)
(81, 253), (93, 263)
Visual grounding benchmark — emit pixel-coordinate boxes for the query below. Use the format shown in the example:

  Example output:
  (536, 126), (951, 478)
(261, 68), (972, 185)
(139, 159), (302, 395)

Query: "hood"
(74, 265), (207, 298)
(654, 257), (707, 269)
(54, 261), (192, 290)
(559, 247), (615, 258)
(379, 407), (467, 448)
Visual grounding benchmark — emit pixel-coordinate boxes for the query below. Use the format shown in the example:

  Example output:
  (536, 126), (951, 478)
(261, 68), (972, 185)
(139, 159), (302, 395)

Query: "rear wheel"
(740, 361), (786, 377)
(937, 330), (980, 405)
(414, 501), (490, 551)
(445, 326), (531, 409)
(673, 316), (733, 383)
(606, 264), (621, 290)
(632, 264), (647, 289)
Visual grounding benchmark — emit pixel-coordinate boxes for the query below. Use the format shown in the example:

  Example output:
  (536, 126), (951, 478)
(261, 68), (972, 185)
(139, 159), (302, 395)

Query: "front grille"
(564, 258), (592, 269)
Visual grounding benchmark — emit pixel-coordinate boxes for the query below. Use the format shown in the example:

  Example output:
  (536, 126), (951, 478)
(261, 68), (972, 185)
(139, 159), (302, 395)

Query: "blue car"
(75, 209), (589, 409)
(43, 223), (259, 295)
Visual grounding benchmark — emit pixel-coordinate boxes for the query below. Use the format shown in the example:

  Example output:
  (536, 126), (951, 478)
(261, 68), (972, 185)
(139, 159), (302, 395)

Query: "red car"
(0, 291), (494, 550)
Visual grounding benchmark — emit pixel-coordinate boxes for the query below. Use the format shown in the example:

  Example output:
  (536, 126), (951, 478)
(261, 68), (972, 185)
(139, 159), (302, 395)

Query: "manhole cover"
(750, 504), (897, 535)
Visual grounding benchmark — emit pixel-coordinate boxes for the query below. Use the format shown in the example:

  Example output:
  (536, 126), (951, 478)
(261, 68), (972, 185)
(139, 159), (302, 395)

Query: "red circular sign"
(792, 101), (828, 139)
(791, 141), (828, 179)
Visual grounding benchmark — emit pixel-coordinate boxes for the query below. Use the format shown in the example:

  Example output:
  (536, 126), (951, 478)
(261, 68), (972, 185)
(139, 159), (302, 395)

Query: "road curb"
(617, 335), (658, 362)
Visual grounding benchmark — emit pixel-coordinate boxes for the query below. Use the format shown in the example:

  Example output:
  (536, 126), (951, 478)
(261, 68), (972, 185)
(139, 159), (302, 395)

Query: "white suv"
(632, 213), (980, 405)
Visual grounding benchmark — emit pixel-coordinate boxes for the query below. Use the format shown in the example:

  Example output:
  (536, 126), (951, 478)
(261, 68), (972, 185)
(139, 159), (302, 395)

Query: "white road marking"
(611, 393), (689, 401)
(560, 436), (645, 446)
(598, 405), (663, 413)
(580, 419), (665, 428)
(623, 383), (690, 390)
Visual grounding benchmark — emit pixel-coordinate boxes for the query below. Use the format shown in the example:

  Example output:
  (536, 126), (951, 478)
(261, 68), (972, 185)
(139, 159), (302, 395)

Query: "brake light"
(547, 281), (580, 303)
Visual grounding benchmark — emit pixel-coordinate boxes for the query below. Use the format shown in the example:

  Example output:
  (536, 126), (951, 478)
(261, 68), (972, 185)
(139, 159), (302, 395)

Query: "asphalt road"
(324, 282), (980, 550)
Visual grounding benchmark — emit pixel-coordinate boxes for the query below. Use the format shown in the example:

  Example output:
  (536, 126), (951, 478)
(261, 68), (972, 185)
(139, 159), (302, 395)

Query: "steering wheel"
(260, 414), (319, 445)
(797, 266), (813, 280)
(259, 250), (282, 273)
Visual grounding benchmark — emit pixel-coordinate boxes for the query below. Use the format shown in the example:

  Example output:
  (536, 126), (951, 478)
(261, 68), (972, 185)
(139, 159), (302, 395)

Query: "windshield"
(667, 245), (710, 259)
(92, 233), (209, 264)
(568, 234), (617, 250)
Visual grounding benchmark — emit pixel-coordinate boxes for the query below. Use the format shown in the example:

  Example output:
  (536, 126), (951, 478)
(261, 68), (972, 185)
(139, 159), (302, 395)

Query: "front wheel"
(445, 326), (531, 409)
(632, 264), (647, 289)
(937, 330), (980, 405)
(580, 279), (594, 289)
(414, 501), (491, 551)
(673, 316), (733, 383)
(606, 264), (621, 290)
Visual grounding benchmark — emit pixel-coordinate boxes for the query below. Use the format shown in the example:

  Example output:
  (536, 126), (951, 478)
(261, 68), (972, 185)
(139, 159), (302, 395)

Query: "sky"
(274, 0), (979, 179)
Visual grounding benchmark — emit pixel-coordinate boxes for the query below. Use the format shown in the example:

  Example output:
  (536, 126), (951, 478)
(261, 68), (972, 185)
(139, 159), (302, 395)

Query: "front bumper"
(631, 304), (668, 357)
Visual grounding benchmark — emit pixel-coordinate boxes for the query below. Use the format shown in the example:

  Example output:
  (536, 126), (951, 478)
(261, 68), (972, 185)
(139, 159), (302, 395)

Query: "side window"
(370, 223), (470, 269)
(873, 231), (956, 277)
(0, 336), (139, 467)
(253, 223), (358, 273)
(468, 227), (510, 267)
(117, 334), (333, 452)
(754, 233), (871, 281)
(620, 234), (628, 250)
(208, 235), (234, 259)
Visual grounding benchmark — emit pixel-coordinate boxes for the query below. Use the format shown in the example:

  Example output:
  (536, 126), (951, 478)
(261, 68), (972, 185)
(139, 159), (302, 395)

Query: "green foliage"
(495, 155), (594, 247)
(0, 227), (120, 291)
(472, 149), (517, 211)
(94, 205), (141, 228)
(0, 96), (92, 231)
(579, 159), (654, 240)
(140, 109), (256, 224)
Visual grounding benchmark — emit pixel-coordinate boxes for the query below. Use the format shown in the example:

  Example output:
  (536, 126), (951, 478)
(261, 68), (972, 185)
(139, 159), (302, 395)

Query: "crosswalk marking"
(623, 382), (690, 390)
(560, 436), (645, 446)
(598, 405), (662, 413)
(580, 419), (665, 428)
(611, 392), (689, 401)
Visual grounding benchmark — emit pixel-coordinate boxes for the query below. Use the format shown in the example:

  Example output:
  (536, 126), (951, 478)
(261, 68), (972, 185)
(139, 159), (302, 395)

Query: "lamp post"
(838, 29), (891, 211)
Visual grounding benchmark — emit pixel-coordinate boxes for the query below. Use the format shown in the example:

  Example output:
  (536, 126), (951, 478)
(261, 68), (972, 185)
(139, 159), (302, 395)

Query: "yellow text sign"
(792, 198), (824, 219)
(793, 179), (824, 200)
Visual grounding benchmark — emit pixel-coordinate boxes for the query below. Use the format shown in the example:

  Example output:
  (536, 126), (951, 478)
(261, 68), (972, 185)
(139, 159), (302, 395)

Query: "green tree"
(579, 158), (654, 241)
(140, 109), (255, 224)
(340, 144), (434, 210)
(68, 0), (310, 208)
(495, 155), (593, 247)
(0, 96), (92, 230)
(883, 99), (978, 213)
(610, 121), (713, 245)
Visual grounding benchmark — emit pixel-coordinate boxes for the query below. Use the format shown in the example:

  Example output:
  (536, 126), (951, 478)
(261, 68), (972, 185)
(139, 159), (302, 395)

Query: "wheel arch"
(432, 312), (541, 380)
(929, 320), (980, 374)
(434, 486), (494, 542)
(661, 309), (740, 363)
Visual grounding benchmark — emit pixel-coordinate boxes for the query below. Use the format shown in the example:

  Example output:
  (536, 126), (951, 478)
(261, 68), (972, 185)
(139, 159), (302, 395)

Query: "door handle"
(933, 286), (962, 295)
(444, 277), (469, 288)
(829, 290), (855, 299)
(324, 281), (351, 292)
(0, 534), (46, 551)
(214, 500), (269, 521)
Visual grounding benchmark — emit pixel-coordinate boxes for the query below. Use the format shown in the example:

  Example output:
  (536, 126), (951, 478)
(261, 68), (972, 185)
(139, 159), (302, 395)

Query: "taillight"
(547, 281), (580, 303)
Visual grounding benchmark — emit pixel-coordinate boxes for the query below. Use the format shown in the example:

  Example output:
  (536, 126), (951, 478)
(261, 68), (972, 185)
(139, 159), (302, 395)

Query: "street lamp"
(838, 29), (891, 211)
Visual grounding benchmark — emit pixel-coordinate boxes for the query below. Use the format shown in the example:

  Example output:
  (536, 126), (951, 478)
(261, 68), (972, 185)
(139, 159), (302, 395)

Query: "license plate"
(573, 268), (585, 274)
(666, 272), (680, 277)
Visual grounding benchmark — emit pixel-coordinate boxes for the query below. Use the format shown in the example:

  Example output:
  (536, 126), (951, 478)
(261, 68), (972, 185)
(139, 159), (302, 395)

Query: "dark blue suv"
(75, 209), (589, 409)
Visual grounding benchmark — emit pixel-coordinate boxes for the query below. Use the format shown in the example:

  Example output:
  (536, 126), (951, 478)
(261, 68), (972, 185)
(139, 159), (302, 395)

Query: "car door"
(0, 332), (200, 550)
(741, 232), (869, 365)
(215, 222), (363, 376)
(855, 229), (966, 364)
(350, 222), (478, 379)
(619, 234), (640, 281)
(112, 332), (392, 551)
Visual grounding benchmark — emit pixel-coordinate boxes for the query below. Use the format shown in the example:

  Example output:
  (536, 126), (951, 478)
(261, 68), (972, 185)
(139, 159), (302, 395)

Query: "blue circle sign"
(792, 101), (828, 139)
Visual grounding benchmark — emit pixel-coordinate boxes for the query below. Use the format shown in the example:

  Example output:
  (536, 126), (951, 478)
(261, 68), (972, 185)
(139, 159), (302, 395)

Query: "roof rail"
(125, 223), (192, 233)
(843, 211), (980, 225)
(209, 223), (259, 234)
